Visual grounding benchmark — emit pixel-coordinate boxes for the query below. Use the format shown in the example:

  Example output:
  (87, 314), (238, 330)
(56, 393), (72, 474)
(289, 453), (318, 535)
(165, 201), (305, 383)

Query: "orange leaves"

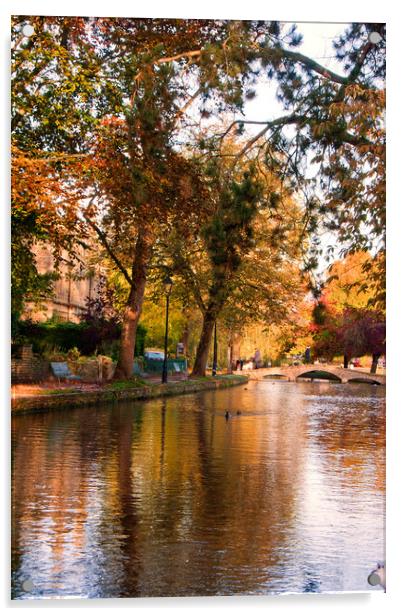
(311, 121), (333, 139)
(345, 83), (366, 100)
(11, 145), (85, 247)
(74, 112), (210, 243)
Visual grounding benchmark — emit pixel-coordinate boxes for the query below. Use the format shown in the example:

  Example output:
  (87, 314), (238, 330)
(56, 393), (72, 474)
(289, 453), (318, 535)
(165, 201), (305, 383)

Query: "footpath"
(11, 374), (249, 415)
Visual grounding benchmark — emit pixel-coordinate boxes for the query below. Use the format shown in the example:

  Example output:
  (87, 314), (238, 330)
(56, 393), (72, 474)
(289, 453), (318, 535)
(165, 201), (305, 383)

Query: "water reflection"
(11, 381), (385, 598)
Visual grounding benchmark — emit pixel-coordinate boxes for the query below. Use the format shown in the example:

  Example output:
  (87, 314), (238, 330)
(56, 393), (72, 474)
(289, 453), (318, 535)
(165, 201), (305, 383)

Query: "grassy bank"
(11, 375), (249, 415)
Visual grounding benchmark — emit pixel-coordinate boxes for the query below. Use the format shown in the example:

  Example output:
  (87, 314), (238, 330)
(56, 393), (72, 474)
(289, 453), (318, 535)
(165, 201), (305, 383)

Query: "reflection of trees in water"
(126, 389), (309, 595)
(12, 387), (315, 596)
(12, 406), (146, 597)
(307, 393), (385, 492)
(12, 411), (91, 594)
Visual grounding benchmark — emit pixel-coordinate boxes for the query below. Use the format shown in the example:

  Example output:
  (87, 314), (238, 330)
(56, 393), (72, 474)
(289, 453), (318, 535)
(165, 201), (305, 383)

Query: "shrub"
(14, 318), (147, 358)
(17, 319), (86, 354)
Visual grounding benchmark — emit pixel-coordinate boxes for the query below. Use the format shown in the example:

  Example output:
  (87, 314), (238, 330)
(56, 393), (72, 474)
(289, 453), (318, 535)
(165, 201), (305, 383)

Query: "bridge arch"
(347, 377), (382, 386)
(295, 370), (342, 383)
(263, 373), (288, 380)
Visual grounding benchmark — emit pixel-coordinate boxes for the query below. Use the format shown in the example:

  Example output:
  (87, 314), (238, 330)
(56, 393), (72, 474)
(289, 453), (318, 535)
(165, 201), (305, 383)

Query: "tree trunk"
(370, 353), (380, 374)
(343, 354), (349, 369)
(232, 334), (241, 368)
(226, 330), (240, 373)
(181, 314), (190, 357)
(227, 336), (233, 374)
(114, 228), (153, 379)
(191, 313), (215, 377)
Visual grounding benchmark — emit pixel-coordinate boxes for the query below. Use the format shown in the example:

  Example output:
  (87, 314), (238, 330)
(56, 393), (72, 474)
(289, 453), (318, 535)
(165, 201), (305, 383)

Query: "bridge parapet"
(240, 364), (385, 385)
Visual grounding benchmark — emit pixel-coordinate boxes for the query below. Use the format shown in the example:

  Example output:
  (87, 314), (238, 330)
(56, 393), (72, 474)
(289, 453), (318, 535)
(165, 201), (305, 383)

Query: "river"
(11, 380), (385, 599)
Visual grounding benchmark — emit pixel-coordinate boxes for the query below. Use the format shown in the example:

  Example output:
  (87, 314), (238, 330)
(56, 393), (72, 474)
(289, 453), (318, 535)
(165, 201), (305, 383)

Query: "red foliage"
(311, 301), (385, 362)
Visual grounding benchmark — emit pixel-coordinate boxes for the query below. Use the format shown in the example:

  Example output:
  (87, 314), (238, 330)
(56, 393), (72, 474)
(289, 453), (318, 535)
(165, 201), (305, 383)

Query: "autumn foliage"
(11, 17), (385, 375)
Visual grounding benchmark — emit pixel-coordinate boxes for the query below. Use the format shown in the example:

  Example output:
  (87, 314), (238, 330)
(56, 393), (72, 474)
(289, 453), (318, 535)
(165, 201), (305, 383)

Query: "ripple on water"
(12, 381), (385, 598)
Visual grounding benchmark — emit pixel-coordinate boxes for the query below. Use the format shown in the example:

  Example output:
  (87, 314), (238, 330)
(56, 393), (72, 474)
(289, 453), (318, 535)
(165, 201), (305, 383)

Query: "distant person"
(304, 347), (311, 364)
(240, 359), (244, 370)
(254, 349), (262, 369)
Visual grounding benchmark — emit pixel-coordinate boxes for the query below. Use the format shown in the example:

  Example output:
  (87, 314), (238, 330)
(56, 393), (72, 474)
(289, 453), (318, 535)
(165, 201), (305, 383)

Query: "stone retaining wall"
(11, 376), (249, 415)
(11, 346), (50, 384)
(11, 348), (116, 384)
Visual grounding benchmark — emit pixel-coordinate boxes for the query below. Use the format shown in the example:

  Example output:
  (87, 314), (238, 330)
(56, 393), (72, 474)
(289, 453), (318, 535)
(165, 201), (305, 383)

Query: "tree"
(79, 19), (303, 378)
(11, 16), (107, 326)
(311, 246), (386, 368)
(53, 18), (278, 377)
(191, 166), (265, 375)
(218, 23), (385, 303)
(216, 202), (306, 369)
(338, 308), (371, 368)
(11, 17), (231, 372)
(76, 114), (209, 377)
(364, 316), (386, 374)
(11, 18), (385, 374)
(159, 144), (306, 376)
(324, 251), (382, 311)
(311, 299), (385, 372)
(11, 146), (84, 333)
(339, 308), (385, 374)
(310, 296), (345, 364)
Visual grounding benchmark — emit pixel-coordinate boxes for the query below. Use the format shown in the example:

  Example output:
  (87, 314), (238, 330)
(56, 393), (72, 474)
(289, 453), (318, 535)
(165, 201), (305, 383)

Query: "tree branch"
(83, 215), (133, 286)
(279, 48), (349, 85)
(174, 251), (206, 313)
(348, 41), (374, 83)
(173, 87), (202, 126)
(131, 49), (203, 106)
(224, 114), (304, 161)
(279, 35), (378, 88)
(220, 112), (373, 162)
(156, 49), (202, 66)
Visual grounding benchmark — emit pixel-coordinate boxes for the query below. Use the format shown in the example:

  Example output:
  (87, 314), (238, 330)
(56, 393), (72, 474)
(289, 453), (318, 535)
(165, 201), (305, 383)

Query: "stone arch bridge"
(240, 364), (385, 386)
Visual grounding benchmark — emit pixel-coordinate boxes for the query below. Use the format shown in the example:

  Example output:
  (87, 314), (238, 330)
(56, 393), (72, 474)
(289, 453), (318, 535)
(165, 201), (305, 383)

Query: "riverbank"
(11, 374), (249, 415)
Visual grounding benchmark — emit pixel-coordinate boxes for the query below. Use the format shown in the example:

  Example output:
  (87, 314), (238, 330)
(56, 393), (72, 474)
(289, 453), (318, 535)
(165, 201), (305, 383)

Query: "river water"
(11, 380), (385, 599)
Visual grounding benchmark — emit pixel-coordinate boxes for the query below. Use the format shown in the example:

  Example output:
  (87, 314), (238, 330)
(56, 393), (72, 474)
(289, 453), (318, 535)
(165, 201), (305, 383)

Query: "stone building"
(23, 243), (101, 323)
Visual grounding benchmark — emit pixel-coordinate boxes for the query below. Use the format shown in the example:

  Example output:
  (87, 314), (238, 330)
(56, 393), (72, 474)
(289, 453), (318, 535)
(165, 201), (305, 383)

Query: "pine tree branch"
(220, 113), (373, 161)
(221, 114), (304, 160)
(279, 49), (350, 85)
(156, 50), (203, 66)
(279, 42), (376, 87)
(347, 41), (374, 83)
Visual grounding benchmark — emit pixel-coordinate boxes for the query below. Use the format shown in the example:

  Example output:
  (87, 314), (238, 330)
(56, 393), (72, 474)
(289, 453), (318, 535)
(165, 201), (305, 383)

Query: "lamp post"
(162, 276), (173, 384)
(212, 321), (218, 376)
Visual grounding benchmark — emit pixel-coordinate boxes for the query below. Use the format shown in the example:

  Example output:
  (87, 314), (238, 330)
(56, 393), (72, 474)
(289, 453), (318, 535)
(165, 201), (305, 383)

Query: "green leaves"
(11, 17), (386, 366)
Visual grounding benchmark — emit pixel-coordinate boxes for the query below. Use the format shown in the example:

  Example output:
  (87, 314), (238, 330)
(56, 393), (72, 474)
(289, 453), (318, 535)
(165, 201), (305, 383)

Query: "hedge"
(15, 319), (147, 358)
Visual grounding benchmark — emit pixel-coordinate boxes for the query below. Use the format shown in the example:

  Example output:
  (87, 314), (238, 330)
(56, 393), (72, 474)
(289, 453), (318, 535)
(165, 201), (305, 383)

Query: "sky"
(244, 22), (347, 125)
(242, 22), (353, 274)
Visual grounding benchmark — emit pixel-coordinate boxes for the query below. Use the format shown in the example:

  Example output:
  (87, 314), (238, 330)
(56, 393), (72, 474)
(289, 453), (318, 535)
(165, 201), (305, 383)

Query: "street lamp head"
(163, 275), (173, 296)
